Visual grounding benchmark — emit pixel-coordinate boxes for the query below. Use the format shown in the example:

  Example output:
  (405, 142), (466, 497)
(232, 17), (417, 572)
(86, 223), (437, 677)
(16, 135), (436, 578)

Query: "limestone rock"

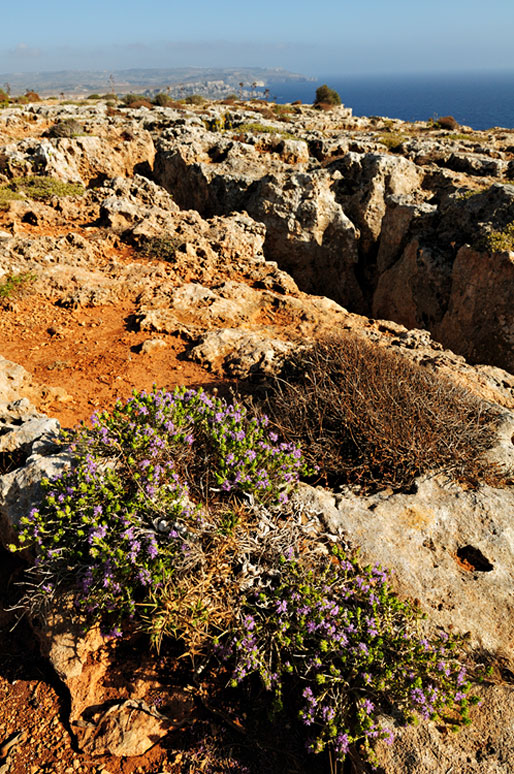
(78, 700), (179, 757)
(330, 151), (424, 252)
(189, 328), (295, 377)
(2, 130), (155, 185)
(436, 245), (514, 373)
(0, 401), (69, 546)
(295, 476), (514, 663)
(373, 683), (514, 774)
(140, 337), (167, 355)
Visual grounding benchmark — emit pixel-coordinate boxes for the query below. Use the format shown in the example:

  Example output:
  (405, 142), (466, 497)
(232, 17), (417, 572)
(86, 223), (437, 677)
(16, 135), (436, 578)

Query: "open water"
(269, 71), (514, 131)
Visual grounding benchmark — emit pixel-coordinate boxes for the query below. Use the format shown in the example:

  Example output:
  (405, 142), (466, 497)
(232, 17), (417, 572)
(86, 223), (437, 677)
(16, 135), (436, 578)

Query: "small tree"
(314, 84), (341, 107)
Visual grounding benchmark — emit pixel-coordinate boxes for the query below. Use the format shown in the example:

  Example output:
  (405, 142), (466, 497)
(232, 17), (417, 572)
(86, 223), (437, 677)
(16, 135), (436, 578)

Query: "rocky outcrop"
(0, 397), (67, 546)
(1, 129), (155, 185)
(435, 245), (514, 371)
(150, 112), (514, 371)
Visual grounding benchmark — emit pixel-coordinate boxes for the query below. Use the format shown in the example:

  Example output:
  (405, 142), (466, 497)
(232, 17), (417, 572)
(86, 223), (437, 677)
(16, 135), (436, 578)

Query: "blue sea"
(268, 71), (514, 131)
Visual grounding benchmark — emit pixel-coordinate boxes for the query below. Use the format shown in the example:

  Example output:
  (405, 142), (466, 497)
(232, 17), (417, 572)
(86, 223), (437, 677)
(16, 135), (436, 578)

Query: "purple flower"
(361, 699), (374, 714)
(275, 599), (287, 615)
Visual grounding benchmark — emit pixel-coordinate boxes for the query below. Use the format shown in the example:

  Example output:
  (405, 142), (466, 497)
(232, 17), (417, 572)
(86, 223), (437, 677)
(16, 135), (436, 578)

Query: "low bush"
(254, 334), (501, 491)
(137, 235), (179, 262)
(24, 90), (40, 102)
(378, 133), (407, 151)
(14, 387), (308, 638)
(184, 94), (206, 105)
(314, 84), (342, 107)
(152, 92), (173, 107)
(436, 115), (459, 130)
(429, 115), (460, 130)
(479, 221), (514, 252)
(223, 544), (479, 767)
(122, 93), (147, 106)
(45, 119), (84, 138)
(125, 98), (153, 109)
(233, 121), (279, 135)
(0, 271), (36, 305)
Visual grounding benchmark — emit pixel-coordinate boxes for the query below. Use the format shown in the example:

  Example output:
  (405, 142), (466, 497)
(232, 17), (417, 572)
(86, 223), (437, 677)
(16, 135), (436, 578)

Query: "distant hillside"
(0, 66), (315, 98)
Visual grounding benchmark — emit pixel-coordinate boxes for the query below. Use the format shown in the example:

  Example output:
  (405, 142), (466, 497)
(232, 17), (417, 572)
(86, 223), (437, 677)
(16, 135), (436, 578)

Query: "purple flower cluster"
(223, 547), (474, 767)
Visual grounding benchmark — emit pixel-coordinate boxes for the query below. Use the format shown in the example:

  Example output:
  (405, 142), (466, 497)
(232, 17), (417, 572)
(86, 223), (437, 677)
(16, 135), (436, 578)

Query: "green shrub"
(138, 235), (179, 262)
(254, 334), (501, 491)
(378, 133), (407, 151)
(435, 115), (459, 130)
(11, 383), (482, 768)
(184, 94), (207, 105)
(479, 221), (514, 252)
(235, 122), (279, 134)
(152, 92), (173, 107)
(313, 84), (342, 107)
(0, 271), (36, 304)
(225, 544), (479, 767)
(0, 185), (24, 209)
(45, 119), (84, 138)
(122, 93), (147, 106)
(13, 387), (308, 638)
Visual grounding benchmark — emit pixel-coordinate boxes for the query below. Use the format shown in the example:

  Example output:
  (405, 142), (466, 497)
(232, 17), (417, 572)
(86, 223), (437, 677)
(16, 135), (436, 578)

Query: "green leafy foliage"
(184, 94), (207, 105)
(223, 545), (478, 766)
(314, 84), (342, 107)
(12, 381), (484, 768)
(378, 133), (407, 151)
(137, 235), (179, 262)
(14, 387), (308, 637)
(480, 221), (514, 252)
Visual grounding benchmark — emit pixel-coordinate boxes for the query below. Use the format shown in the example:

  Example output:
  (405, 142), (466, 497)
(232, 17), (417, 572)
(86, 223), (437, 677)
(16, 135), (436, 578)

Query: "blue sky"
(1, 0), (514, 76)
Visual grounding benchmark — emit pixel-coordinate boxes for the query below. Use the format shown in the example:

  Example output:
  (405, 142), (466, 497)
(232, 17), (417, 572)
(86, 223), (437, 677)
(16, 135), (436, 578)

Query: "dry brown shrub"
(256, 334), (502, 491)
(124, 98), (153, 109)
(436, 115), (460, 130)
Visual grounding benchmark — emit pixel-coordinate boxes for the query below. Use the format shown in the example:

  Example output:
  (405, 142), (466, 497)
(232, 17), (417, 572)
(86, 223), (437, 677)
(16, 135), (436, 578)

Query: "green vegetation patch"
(11, 388), (482, 764)
(227, 545), (480, 767)
(480, 221), (514, 252)
(233, 122), (301, 142)
(236, 122), (281, 134)
(313, 84), (342, 107)
(45, 119), (84, 138)
(0, 271), (36, 304)
(378, 133), (407, 151)
(0, 176), (85, 203)
(10, 383), (483, 768)
(138, 235), (179, 262)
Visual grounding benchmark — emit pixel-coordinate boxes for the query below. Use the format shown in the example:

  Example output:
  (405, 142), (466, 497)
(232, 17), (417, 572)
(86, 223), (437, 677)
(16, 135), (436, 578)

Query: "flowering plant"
(14, 386), (309, 635)
(222, 546), (478, 767)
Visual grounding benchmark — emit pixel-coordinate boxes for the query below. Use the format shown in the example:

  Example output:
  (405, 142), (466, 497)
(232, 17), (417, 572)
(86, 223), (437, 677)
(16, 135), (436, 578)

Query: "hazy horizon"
(2, 0), (513, 78)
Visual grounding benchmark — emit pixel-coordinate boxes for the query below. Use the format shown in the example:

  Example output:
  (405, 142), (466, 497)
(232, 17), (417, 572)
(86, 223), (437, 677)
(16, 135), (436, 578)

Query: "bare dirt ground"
(0, 231), (283, 774)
